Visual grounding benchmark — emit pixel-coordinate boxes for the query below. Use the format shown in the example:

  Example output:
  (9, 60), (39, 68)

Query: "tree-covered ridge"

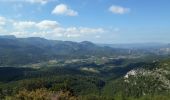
(0, 36), (170, 99)
(0, 36), (131, 66)
(0, 58), (169, 100)
(103, 59), (170, 98)
(1, 36), (169, 66)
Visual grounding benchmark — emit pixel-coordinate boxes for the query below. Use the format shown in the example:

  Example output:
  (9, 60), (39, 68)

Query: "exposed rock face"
(124, 67), (170, 89)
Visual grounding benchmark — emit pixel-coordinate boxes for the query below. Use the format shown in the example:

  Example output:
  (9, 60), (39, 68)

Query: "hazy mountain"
(0, 36), (129, 66)
(0, 35), (16, 39)
(100, 43), (170, 49)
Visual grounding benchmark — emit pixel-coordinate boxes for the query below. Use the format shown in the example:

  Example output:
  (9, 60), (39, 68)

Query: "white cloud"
(79, 27), (104, 34)
(36, 20), (59, 30)
(10, 26), (105, 39)
(52, 27), (105, 38)
(66, 34), (80, 38)
(109, 5), (130, 14)
(11, 20), (105, 38)
(13, 21), (36, 30)
(0, 16), (6, 26)
(0, 0), (51, 4)
(0, 27), (7, 34)
(46, 27), (105, 38)
(26, 0), (50, 5)
(10, 31), (28, 37)
(0, 16), (107, 39)
(13, 20), (59, 30)
(52, 4), (78, 16)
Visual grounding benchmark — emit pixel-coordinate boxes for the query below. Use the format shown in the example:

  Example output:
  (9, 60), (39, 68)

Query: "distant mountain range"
(0, 35), (169, 66)
(99, 43), (170, 49)
(100, 42), (170, 55)
(0, 35), (129, 66)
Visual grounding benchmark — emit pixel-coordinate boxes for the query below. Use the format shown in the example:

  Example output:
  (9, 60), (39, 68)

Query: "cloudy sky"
(0, 0), (169, 43)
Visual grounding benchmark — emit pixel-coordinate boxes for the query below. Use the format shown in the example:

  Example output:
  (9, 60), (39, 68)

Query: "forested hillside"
(0, 36), (129, 66)
(0, 36), (170, 100)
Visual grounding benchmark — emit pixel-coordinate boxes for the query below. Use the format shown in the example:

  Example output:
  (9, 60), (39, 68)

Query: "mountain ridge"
(0, 35), (128, 66)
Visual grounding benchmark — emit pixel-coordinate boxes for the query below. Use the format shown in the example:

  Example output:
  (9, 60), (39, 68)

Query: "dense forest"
(0, 36), (170, 100)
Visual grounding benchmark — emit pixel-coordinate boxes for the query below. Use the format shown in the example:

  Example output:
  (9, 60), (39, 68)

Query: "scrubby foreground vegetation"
(0, 36), (170, 100)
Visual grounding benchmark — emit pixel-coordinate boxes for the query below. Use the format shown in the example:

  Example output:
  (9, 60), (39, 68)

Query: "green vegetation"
(0, 37), (170, 99)
(0, 58), (170, 100)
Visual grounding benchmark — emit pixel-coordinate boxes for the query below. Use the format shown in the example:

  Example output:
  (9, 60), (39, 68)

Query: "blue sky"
(0, 0), (169, 43)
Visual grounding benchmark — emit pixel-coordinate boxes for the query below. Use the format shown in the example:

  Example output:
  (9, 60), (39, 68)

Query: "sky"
(0, 0), (169, 43)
